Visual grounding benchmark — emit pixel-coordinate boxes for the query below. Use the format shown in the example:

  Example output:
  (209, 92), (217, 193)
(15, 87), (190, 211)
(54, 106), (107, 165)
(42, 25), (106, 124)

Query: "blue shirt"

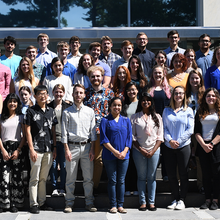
(100, 114), (132, 160)
(0, 54), (22, 78)
(36, 49), (57, 67)
(96, 60), (111, 77)
(162, 106), (194, 149)
(205, 65), (220, 93)
(196, 49), (213, 78)
(44, 61), (76, 85)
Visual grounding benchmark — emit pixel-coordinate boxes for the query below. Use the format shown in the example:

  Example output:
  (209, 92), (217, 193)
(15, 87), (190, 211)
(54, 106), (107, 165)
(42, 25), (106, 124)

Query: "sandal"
(118, 207), (127, 213)
(109, 207), (117, 213)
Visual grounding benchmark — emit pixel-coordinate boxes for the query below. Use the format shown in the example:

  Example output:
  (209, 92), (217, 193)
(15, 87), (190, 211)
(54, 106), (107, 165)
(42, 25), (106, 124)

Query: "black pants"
(163, 144), (191, 201)
(199, 148), (220, 199)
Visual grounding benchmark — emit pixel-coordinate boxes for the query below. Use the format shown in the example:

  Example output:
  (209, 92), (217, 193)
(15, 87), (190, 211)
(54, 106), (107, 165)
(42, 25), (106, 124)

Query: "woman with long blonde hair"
(10, 57), (39, 104)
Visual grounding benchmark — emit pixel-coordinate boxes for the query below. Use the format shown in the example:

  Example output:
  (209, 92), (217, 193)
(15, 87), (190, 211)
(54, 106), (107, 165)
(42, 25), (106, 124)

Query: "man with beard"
(164, 30), (185, 68)
(89, 42), (111, 88)
(62, 84), (97, 213)
(84, 66), (114, 193)
(133, 32), (155, 78)
(67, 36), (82, 69)
(0, 36), (22, 78)
(99, 36), (121, 69)
(36, 33), (57, 67)
(196, 34), (213, 78)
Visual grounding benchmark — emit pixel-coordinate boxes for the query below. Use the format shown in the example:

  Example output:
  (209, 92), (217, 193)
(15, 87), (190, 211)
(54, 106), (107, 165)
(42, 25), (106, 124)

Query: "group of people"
(0, 30), (220, 215)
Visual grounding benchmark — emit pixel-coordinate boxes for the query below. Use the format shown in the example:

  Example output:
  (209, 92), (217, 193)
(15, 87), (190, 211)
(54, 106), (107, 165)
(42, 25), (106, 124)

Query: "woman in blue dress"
(100, 97), (132, 214)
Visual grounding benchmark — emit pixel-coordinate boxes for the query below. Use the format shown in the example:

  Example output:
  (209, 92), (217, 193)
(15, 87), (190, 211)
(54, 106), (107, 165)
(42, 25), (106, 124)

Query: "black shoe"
(200, 201), (210, 209)
(40, 203), (53, 211)
(30, 205), (40, 214)
(148, 205), (157, 211)
(10, 206), (18, 213)
(210, 201), (218, 210)
(139, 206), (147, 211)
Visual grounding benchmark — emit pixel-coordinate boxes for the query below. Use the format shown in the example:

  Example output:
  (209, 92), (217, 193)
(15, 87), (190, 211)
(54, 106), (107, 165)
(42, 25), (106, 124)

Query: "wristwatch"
(210, 141), (214, 146)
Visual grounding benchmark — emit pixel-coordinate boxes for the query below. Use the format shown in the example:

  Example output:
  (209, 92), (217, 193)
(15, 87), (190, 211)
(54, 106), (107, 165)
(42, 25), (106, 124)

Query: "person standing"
(62, 84), (97, 213)
(84, 66), (114, 192)
(0, 36), (22, 78)
(99, 36), (121, 69)
(67, 36), (82, 69)
(24, 85), (58, 214)
(196, 34), (213, 78)
(133, 32), (155, 78)
(164, 30), (185, 68)
(36, 33), (57, 67)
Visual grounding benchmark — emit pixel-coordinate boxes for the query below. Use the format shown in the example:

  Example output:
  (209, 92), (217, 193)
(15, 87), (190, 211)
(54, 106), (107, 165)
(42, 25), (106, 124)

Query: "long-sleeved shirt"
(131, 111), (164, 151)
(61, 103), (96, 143)
(100, 114), (132, 160)
(162, 106), (194, 149)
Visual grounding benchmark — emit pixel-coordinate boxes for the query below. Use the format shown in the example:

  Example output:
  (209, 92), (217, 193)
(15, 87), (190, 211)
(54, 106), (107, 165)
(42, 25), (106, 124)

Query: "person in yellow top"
(166, 53), (189, 91)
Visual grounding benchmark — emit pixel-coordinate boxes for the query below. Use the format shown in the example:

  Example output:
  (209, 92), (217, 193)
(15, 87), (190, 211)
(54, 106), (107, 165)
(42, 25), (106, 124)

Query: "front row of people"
(0, 84), (219, 214)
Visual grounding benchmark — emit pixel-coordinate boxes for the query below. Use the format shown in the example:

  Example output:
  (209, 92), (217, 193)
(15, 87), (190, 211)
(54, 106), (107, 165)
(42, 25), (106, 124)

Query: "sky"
(0, 0), (91, 27)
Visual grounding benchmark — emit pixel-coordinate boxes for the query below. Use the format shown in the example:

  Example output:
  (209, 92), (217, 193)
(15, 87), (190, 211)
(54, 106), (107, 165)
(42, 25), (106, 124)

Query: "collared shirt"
(0, 63), (11, 100)
(111, 57), (128, 77)
(133, 47), (155, 77)
(36, 49), (57, 67)
(99, 51), (121, 69)
(0, 54), (22, 78)
(24, 104), (58, 153)
(205, 65), (220, 93)
(61, 103), (96, 144)
(44, 61), (76, 84)
(100, 114), (132, 160)
(33, 62), (46, 83)
(164, 46), (185, 67)
(196, 49), (214, 78)
(95, 60), (111, 77)
(131, 111), (164, 151)
(84, 86), (114, 134)
(162, 106), (194, 149)
(67, 52), (82, 69)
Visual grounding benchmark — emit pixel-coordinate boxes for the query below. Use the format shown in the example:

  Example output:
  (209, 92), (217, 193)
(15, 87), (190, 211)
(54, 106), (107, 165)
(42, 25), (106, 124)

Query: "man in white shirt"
(67, 36), (82, 69)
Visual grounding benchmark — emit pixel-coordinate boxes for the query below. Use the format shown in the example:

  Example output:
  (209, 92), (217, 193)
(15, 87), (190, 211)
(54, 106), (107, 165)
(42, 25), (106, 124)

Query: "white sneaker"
(175, 200), (185, 210)
(133, 191), (139, 196)
(52, 189), (59, 197)
(167, 200), (177, 209)
(125, 191), (131, 196)
(59, 189), (66, 196)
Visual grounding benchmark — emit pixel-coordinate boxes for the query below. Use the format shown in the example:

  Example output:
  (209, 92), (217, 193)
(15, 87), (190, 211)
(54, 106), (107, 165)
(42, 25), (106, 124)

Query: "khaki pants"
(29, 152), (53, 207)
(93, 134), (103, 189)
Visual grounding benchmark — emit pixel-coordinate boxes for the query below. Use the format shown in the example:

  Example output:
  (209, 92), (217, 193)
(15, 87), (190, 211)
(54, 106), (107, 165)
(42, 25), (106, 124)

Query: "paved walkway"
(1, 208), (220, 220)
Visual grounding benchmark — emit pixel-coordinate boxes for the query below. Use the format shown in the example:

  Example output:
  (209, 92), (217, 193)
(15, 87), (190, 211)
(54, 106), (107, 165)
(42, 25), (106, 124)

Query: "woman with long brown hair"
(195, 88), (220, 210)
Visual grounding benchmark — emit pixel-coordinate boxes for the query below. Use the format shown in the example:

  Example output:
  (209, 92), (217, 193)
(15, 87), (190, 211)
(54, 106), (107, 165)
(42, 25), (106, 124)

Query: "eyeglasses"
(200, 40), (210, 43)
(174, 92), (184, 96)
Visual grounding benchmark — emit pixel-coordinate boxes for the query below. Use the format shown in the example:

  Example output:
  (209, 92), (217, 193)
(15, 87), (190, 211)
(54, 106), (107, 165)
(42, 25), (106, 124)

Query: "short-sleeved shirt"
(33, 62), (46, 83)
(133, 47), (155, 77)
(100, 114), (132, 160)
(24, 104), (58, 153)
(111, 57), (128, 77)
(84, 86), (114, 134)
(96, 60), (111, 77)
(196, 49), (213, 78)
(99, 52), (121, 69)
(0, 54), (22, 78)
(67, 52), (82, 69)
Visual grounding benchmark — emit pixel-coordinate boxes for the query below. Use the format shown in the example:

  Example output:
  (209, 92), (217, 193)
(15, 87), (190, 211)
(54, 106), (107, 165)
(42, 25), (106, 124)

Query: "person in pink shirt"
(0, 63), (11, 100)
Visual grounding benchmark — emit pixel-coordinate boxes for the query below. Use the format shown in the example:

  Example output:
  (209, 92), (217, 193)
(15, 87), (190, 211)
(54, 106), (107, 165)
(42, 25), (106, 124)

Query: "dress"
(131, 112), (163, 205)
(100, 114), (132, 208)
(0, 115), (24, 209)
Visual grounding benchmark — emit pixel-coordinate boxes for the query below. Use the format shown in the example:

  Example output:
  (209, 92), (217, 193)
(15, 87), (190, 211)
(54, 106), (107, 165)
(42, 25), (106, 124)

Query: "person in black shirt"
(24, 85), (58, 214)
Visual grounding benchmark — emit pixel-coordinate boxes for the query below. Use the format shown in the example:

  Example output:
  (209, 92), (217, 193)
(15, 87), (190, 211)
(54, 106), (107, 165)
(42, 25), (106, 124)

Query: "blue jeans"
(133, 148), (160, 205)
(103, 159), (129, 208)
(50, 141), (66, 190)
